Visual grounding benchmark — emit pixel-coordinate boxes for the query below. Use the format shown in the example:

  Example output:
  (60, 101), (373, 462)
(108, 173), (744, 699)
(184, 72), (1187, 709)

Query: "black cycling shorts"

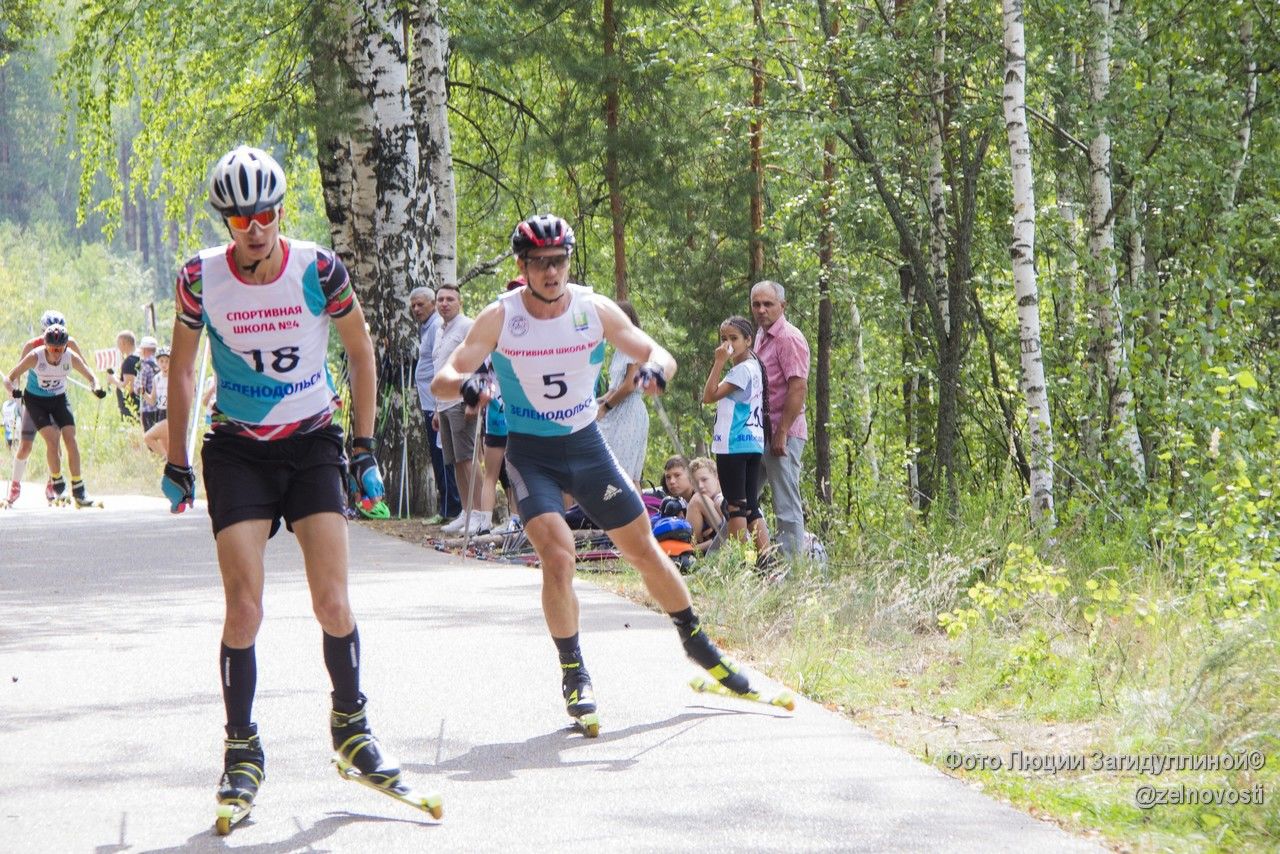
(504, 424), (644, 530)
(201, 424), (347, 537)
(23, 393), (75, 431)
(142, 409), (167, 431)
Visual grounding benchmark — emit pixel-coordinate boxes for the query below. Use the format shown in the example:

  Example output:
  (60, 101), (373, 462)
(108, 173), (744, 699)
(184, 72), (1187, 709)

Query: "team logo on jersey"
(509, 316), (529, 337)
(572, 309), (589, 332)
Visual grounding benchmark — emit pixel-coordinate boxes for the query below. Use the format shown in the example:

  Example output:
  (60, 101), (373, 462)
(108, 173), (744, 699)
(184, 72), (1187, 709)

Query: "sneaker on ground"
(440, 513), (468, 534)
(467, 510), (492, 535)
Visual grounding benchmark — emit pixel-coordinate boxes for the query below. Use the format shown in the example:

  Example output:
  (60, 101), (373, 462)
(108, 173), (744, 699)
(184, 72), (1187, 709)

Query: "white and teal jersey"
(491, 284), (607, 437)
(175, 238), (354, 434)
(712, 359), (765, 454)
(25, 346), (73, 397)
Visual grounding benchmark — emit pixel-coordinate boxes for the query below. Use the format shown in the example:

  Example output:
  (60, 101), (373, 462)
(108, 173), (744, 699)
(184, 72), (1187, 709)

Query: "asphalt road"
(0, 486), (1103, 852)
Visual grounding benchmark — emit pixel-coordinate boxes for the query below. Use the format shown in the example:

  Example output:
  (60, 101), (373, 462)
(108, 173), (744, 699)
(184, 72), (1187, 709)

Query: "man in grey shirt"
(431, 284), (484, 534)
(410, 287), (459, 523)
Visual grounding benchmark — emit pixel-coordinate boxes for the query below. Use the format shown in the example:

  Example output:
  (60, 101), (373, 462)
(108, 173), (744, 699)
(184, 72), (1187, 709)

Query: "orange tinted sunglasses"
(226, 207), (280, 231)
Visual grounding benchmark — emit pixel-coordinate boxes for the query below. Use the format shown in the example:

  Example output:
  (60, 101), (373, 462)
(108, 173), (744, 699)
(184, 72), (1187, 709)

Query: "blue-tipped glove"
(634, 362), (667, 393)
(352, 451), (385, 502)
(162, 463), (195, 513)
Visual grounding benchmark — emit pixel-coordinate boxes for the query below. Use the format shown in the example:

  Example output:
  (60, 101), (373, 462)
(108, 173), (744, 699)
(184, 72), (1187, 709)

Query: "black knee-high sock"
(220, 643), (257, 728)
(553, 633), (583, 666)
(323, 627), (361, 705)
(669, 607), (700, 641)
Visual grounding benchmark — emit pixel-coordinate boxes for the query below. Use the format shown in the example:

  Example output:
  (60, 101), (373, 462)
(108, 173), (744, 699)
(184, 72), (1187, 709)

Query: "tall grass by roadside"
(587, 507), (1280, 853)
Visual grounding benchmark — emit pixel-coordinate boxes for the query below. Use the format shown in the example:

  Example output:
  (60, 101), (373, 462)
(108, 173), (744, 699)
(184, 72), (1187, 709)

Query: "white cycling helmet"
(208, 146), (286, 217)
(139, 335), (159, 350)
(41, 309), (66, 329)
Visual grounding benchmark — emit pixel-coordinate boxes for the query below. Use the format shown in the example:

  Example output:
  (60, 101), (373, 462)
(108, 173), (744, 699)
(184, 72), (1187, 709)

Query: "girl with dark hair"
(700, 316), (770, 554)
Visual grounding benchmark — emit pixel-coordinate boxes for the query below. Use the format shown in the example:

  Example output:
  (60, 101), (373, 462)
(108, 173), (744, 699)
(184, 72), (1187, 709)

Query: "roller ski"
(680, 622), (794, 711)
(562, 660), (600, 737)
(214, 724), (264, 836)
(0, 481), (16, 509)
(689, 675), (796, 711)
(71, 482), (103, 509)
(331, 695), (443, 820)
(47, 476), (69, 507)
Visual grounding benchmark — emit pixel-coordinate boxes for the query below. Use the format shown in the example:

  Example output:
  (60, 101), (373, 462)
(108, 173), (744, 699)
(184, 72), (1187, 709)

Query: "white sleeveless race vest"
(25, 347), (73, 397)
(491, 284), (607, 437)
(198, 241), (335, 426)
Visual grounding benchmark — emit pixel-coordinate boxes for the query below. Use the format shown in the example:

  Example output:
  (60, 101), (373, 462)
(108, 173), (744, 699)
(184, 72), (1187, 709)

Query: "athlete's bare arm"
(431, 302), (504, 401)
(165, 321), (201, 468)
(3, 352), (38, 392)
(333, 303), (376, 440)
(67, 350), (100, 389)
(594, 295), (677, 386)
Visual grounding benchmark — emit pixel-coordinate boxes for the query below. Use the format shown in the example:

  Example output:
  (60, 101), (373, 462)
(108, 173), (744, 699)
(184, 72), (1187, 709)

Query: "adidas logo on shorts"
(602, 484), (621, 501)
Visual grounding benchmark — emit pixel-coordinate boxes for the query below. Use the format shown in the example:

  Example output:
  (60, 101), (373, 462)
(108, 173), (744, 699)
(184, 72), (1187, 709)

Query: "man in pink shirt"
(751, 280), (810, 558)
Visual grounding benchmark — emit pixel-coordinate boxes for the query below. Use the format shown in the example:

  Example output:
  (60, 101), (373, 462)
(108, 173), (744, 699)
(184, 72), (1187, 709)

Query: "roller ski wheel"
(74, 497), (104, 509)
(214, 800), (252, 836)
(333, 755), (444, 820)
(49, 496), (71, 507)
(572, 712), (601, 738)
(689, 675), (796, 711)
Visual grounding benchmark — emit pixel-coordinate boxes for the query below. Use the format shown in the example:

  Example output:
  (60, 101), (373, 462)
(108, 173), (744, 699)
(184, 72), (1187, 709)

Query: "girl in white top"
(700, 315), (770, 553)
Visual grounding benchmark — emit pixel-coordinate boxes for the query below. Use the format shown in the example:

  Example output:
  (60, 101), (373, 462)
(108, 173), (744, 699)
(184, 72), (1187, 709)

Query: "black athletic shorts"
(201, 424), (347, 537)
(142, 409), (166, 431)
(505, 423), (644, 530)
(23, 393), (75, 431)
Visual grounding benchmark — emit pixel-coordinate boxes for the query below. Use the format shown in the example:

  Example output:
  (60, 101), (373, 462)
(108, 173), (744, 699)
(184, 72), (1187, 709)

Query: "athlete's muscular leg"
(60, 426), (81, 478)
(37, 425), (60, 474)
(525, 512), (581, 637)
(215, 519), (271, 647)
(607, 513), (693, 613)
(292, 512), (355, 637)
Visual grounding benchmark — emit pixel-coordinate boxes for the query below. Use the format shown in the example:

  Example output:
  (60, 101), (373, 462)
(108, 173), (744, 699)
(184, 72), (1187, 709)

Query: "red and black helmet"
(511, 214), (575, 257)
(44, 324), (69, 347)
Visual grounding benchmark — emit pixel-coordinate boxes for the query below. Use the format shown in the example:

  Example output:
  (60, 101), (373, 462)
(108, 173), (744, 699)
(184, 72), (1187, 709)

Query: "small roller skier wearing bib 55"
(2, 324), (107, 508)
(4, 310), (89, 506)
(432, 214), (791, 737)
(161, 146), (439, 834)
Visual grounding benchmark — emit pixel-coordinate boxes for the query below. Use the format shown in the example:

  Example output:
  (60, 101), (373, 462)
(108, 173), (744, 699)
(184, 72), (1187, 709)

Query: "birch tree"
(412, 0), (454, 289)
(1002, 0), (1055, 525)
(1085, 0), (1145, 481)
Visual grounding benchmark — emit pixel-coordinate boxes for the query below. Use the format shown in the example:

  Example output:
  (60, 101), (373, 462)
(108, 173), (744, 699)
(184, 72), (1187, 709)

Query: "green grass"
(581, 525), (1280, 853)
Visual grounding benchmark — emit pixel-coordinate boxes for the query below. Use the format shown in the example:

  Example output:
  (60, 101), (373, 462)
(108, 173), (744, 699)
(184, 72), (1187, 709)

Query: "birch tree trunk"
(928, 0), (949, 336)
(412, 0), (453, 289)
(603, 0), (628, 300)
(748, 0), (766, 280)
(1086, 0), (1145, 481)
(1002, 0), (1055, 526)
(320, 0), (434, 515)
(850, 297), (879, 481)
(1224, 18), (1256, 213)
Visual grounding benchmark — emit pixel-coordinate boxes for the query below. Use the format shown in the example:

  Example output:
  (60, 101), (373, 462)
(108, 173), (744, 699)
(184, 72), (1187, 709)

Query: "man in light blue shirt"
(410, 287), (459, 522)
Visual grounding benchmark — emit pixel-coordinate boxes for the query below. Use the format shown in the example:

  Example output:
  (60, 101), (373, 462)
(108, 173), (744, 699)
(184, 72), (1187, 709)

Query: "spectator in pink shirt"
(751, 280), (810, 558)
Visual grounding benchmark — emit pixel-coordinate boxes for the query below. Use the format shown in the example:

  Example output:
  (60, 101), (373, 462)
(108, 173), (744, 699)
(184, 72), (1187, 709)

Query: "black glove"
(161, 463), (195, 513)
(93, 388), (107, 399)
(460, 374), (489, 408)
(10, 388), (21, 399)
(106, 367), (114, 375)
(634, 362), (667, 393)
